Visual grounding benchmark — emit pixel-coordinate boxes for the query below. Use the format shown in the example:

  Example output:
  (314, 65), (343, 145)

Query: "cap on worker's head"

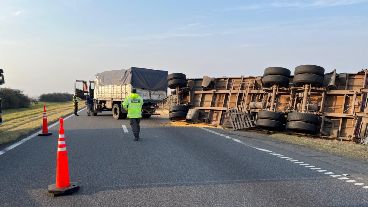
(131, 88), (137, 93)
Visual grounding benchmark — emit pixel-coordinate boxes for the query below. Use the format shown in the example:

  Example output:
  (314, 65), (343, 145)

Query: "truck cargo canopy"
(96, 67), (168, 91)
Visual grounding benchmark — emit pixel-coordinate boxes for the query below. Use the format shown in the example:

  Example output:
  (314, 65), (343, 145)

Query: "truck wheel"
(287, 112), (320, 124)
(142, 114), (151, 118)
(170, 105), (189, 112)
(256, 119), (284, 130)
(262, 75), (289, 87)
(168, 73), (186, 81)
(263, 67), (291, 77)
(168, 79), (187, 89)
(169, 111), (187, 120)
(294, 65), (325, 76)
(293, 73), (324, 87)
(112, 104), (123, 120)
(257, 111), (285, 121)
(92, 112), (98, 116)
(286, 121), (318, 134)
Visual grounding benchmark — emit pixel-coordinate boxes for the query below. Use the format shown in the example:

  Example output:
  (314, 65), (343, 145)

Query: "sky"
(0, 0), (367, 97)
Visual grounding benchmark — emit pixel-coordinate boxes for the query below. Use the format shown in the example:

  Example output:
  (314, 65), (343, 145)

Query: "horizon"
(1, 0), (367, 96)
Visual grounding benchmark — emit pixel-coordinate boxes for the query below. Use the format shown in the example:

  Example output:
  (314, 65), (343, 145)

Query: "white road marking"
(0, 108), (85, 157)
(122, 125), (129, 133)
(200, 128), (367, 190)
(324, 172), (334, 175)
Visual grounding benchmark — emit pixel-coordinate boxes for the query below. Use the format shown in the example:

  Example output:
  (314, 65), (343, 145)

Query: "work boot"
(134, 133), (139, 141)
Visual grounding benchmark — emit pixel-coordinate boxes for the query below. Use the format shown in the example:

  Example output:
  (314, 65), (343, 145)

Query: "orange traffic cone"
(38, 105), (52, 136)
(48, 118), (79, 196)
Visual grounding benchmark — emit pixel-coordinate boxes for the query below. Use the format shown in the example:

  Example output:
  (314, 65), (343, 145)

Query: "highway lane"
(0, 110), (368, 206)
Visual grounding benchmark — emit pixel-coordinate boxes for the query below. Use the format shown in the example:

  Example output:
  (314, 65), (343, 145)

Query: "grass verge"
(0, 102), (85, 145)
(265, 132), (368, 161)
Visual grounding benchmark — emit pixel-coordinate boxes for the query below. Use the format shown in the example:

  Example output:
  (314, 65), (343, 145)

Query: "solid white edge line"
(200, 127), (368, 189)
(0, 108), (85, 157)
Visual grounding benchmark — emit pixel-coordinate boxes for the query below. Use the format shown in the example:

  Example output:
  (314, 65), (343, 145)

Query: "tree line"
(0, 88), (73, 109)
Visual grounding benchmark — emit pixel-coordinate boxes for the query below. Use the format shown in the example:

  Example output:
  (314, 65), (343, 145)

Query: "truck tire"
(286, 121), (318, 134)
(168, 79), (187, 89)
(287, 112), (320, 124)
(142, 114), (152, 118)
(264, 67), (291, 77)
(256, 119), (283, 130)
(112, 104), (123, 120)
(257, 111), (285, 121)
(168, 73), (186, 81)
(169, 111), (187, 119)
(170, 105), (189, 112)
(293, 73), (324, 87)
(262, 75), (289, 87)
(92, 112), (98, 116)
(294, 65), (325, 76)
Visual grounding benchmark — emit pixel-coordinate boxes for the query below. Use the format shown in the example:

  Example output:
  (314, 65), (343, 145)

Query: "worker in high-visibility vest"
(73, 95), (79, 116)
(122, 88), (143, 141)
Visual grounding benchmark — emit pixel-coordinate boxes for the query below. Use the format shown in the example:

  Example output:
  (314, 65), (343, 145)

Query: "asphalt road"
(1, 110), (368, 207)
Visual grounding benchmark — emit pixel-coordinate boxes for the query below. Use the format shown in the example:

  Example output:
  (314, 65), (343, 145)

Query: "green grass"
(0, 102), (85, 145)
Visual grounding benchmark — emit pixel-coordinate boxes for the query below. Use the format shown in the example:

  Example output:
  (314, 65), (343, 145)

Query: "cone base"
(48, 182), (80, 197)
(38, 133), (52, 136)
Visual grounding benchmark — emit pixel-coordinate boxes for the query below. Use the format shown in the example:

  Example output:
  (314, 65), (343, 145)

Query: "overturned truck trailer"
(172, 66), (368, 142)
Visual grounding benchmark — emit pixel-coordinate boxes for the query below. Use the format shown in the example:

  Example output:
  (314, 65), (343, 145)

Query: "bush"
(0, 88), (31, 109)
(39, 93), (73, 102)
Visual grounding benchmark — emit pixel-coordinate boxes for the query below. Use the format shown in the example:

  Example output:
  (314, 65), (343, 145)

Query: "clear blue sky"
(1, 0), (367, 96)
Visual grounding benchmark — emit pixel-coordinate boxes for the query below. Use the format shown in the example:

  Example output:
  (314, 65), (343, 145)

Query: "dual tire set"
(261, 65), (325, 87)
(168, 73), (187, 89)
(256, 111), (321, 134)
(169, 105), (189, 120)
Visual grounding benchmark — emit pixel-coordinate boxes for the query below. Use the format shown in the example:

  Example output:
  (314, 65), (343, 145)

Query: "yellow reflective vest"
(122, 93), (143, 118)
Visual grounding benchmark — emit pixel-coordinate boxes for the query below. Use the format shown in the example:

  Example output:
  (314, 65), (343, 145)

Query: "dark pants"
(130, 118), (141, 139)
(74, 103), (78, 115)
(87, 104), (92, 116)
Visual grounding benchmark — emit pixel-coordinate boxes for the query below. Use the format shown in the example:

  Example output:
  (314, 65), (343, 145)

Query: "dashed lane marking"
(0, 108), (85, 157)
(325, 172), (334, 175)
(122, 125), (129, 133)
(200, 127), (367, 190)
